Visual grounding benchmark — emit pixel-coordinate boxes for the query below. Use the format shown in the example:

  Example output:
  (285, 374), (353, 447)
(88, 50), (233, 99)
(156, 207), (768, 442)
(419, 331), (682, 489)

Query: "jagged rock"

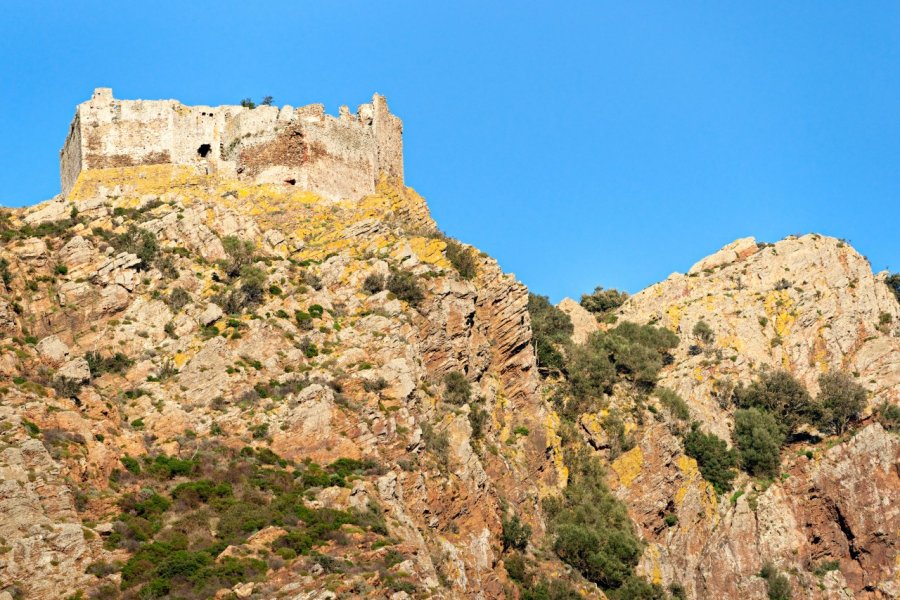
(197, 303), (223, 327)
(11, 237), (48, 264)
(557, 296), (599, 344)
(22, 196), (68, 225)
(56, 357), (91, 382)
(688, 236), (758, 274)
(0, 299), (19, 334)
(36, 335), (69, 364)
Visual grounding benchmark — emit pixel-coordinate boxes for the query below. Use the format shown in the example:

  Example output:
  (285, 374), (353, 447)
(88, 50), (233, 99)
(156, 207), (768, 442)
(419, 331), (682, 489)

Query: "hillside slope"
(0, 166), (564, 599)
(560, 235), (899, 599)
(0, 164), (897, 600)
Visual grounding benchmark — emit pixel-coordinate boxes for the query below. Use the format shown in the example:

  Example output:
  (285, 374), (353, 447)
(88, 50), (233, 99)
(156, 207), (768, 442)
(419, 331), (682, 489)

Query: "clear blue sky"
(2, 2), (898, 301)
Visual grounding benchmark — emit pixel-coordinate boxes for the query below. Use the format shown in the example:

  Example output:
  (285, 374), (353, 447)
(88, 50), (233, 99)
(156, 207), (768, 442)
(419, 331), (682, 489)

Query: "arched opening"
(197, 143), (212, 158)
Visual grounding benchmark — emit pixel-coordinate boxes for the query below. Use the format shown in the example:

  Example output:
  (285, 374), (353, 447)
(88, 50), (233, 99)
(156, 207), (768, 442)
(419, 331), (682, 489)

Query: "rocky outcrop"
(0, 168), (558, 599)
(603, 235), (900, 598)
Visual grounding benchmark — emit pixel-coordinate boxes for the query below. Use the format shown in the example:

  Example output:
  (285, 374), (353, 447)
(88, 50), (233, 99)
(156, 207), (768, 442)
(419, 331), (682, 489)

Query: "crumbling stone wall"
(60, 88), (404, 201)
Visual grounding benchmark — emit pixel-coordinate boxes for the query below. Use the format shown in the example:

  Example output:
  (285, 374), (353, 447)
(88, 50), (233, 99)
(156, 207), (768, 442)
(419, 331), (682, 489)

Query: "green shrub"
(443, 371), (471, 405)
(816, 370), (866, 435)
(655, 387), (690, 420)
(692, 320), (714, 345)
(422, 423), (450, 469)
(580, 286), (628, 316)
(876, 401), (900, 431)
(387, 269), (424, 306)
(308, 304), (324, 318)
(85, 351), (134, 377)
(734, 371), (817, 437)
(362, 273), (385, 294)
(527, 294), (573, 372)
(165, 287), (190, 312)
(121, 455), (141, 475)
(733, 408), (784, 478)
(445, 239), (477, 279)
(51, 377), (83, 398)
(544, 449), (644, 591)
(682, 423), (737, 494)
(885, 273), (900, 304)
(110, 225), (159, 270)
(469, 405), (489, 439)
(570, 322), (679, 398)
(501, 514), (531, 551)
(220, 236), (256, 279)
(760, 563), (792, 600)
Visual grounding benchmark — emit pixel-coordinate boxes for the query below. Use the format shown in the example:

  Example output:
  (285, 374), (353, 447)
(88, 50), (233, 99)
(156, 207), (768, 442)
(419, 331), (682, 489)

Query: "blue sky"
(1, 2), (898, 301)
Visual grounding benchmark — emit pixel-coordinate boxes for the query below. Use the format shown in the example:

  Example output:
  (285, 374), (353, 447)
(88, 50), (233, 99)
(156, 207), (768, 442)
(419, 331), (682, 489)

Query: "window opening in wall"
(197, 143), (212, 158)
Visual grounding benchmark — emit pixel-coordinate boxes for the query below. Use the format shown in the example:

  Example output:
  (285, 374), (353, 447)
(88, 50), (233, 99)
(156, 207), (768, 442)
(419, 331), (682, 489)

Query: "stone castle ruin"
(60, 88), (403, 201)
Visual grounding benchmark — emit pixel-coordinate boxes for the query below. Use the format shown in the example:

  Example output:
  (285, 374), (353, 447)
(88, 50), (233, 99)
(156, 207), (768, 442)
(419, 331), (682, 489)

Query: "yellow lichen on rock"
(665, 304), (684, 332)
(611, 446), (644, 488)
(544, 410), (569, 490)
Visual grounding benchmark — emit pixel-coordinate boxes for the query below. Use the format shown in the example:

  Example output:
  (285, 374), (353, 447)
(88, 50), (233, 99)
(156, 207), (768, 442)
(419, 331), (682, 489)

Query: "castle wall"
(60, 89), (404, 201)
(59, 114), (82, 196)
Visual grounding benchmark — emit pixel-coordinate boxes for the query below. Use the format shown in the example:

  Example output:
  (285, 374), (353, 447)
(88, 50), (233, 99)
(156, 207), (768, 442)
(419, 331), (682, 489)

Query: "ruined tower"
(60, 88), (403, 201)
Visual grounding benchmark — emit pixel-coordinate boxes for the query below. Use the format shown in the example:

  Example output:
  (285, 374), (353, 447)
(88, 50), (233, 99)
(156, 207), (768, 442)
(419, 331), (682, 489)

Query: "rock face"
(0, 166), (558, 599)
(2, 138), (899, 599)
(603, 235), (900, 599)
(557, 297), (599, 345)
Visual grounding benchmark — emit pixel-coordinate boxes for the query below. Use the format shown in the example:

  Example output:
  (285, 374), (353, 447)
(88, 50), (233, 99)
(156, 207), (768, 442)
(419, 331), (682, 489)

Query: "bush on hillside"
(733, 371), (817, 437)
(580, 286), (629, 316)
(442, 371), (472, 405)
(569, 322), (679, 399)
(387, 269), (424, 306)
(501, 515), (531, 551)
(543, 449), (644, 591)
(760, 563), (792, 600)
(527, 294), (573, 372)
(682, 423), (738, 494)
(220, 235), (256, 280)
(655, 387), (690, 421)
(692, 320), (715, 345)
(733, 408), (784, 478)
(362, 273), (385, 294)
(816, 370), (867, 435)
(885, 273), (900, 304)
(445, 239), (477, 280)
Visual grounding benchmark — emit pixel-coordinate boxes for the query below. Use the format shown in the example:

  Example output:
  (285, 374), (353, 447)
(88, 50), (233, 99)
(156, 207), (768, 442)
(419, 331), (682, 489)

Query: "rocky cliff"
(561, 235), (899, 599)
(0, 165), (560, 599)
(0, 161), (897, 600)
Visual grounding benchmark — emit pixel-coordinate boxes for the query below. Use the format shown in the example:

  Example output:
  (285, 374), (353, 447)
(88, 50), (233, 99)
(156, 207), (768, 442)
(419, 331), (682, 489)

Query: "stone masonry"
(60, 88), (403, 201)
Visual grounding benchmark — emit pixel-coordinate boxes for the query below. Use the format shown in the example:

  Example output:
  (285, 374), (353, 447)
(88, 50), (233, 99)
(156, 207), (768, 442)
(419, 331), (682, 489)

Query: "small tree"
(260, 95), (274, 106)
(817, 370), (867, 435)
(220, 235), (256, 279)
(734, 371), (817, 437)
(682, 423), (738, 494)
(580, 286), (628, 316)
(362, 273), (385, 294)
(445, 239), (477, 280)
(387, 269), (424, 306)
(733, 408), (784, 478)
(240, 98), (256, 109)
(442, 371), (471, 405)
(885, 273), (900, 303)
(760, 563), (792, 600)
(527, 294), (573, 372)
(692, 320), (715, 346)
(501, 515), (531, 551)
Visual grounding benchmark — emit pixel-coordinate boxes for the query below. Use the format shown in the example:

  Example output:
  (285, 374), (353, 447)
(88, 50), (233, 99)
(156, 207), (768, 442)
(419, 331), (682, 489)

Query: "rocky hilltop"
(560, 235), (899, 599)
(0, 96), (898, 600)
